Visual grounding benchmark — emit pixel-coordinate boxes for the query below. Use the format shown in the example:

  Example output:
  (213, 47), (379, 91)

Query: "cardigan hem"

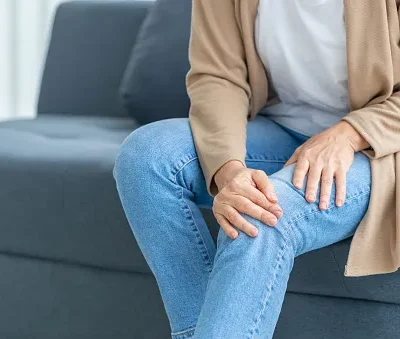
(344, 264), (400, 277)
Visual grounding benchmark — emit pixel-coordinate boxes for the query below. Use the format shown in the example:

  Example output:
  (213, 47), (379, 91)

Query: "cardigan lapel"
(238, 0), (268, 118)
(343, 0), (394, 111)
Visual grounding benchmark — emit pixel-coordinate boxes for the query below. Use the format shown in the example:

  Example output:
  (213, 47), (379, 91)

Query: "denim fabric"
(113, 115), (371, 339)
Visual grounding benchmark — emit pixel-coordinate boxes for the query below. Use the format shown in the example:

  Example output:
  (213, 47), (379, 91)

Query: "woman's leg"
(113, 116), (302, 338)
(194, 152), (371, 339)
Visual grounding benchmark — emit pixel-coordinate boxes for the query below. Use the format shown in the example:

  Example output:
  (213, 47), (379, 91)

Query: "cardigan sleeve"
(342, 90), (400, 160)
(342, 6), (400, 159)
(186, 0), (251, 197)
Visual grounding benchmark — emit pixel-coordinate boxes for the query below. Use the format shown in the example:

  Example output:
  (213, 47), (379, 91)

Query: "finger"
(221, 204), (259, 237)
(319, 168), (334, 210)
(292, 157), (310, 190)
(214, 212), (238, 239)
(230, 195), (278, 226)
(305, 164), (323, 203)
(238, 184), (282, 219)
(335, 170), (347, 207)
(252, 170), (278, 203)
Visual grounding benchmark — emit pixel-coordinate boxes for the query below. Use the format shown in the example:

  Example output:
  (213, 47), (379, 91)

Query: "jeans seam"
(173, 156), (214, 272)
(247, 224), (292, 339)
(171, 327), (196, 338)
(247, 190), (370, 337)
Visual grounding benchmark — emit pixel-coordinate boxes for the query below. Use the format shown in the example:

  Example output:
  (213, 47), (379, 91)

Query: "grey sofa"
(0, 1), (399, 338)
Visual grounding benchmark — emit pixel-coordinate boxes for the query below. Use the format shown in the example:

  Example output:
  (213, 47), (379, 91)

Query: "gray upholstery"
(38, 1), (152, 117)
(274, 292), (400, 339)
(120, 0), (192, 124)
(0, 253), (170, 339)
(0, 115), (149, 273)
(0, 1), (399, 338)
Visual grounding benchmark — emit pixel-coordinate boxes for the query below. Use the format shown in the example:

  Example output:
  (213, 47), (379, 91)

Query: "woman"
(114, 1), (400, 338)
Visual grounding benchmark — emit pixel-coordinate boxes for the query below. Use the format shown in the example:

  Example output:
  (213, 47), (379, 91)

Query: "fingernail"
(250, 228), (258, 237)
(268, 192), (278, 200)
(294, 181), (302, 189)
(307, 194), (315, 202)
(274, 210), (283, 218)
(337, 200), (344, 207)
(268, 218), (277, 226)
(320, 202), (327, 210)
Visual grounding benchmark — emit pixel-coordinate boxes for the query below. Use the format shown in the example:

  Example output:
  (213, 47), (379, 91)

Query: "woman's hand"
(212, 161), (283, 239)
(284, 121), (369, 210)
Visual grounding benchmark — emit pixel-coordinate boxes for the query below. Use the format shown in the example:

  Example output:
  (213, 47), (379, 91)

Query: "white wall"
(0, 0), (65, 121)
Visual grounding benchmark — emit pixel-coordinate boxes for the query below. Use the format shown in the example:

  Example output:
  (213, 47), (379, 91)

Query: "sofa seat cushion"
(0, 115), (152, 273)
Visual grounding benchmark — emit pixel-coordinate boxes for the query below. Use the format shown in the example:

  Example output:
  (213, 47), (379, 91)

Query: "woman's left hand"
(284, 121), (369, 210)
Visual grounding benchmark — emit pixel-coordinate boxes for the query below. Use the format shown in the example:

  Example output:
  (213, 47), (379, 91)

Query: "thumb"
(252, 170), (278, 203)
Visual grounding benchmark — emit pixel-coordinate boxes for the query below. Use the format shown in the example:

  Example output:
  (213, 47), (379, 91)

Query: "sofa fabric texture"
(120, 0), (192, 124)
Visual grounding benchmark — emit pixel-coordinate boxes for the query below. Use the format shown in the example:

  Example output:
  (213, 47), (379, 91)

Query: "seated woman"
(114, 1), (400, 338)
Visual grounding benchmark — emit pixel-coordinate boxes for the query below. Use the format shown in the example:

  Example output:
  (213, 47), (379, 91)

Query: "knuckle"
(296, 162), (308, 172)
(242, 201), (253, 213)
(307, 185), (318, 192)
(213, 195), (221, 204)
(227, 210), (237, 222)
(316, 157), (325, 166)
(334, 159), (347, 170)
(261, 211), (272, 222)
(321, 176), (333, 185)
(320, 193), (330, 200)
(336, 188), (346, 196)
(254, 195), (267, 207)
(254, 169), (265, 176)
(229, 179), (241, 191)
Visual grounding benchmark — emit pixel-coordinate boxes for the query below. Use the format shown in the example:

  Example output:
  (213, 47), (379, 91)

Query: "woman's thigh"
(218, 152), (372, 258)
(195, 115), (305, 207)
(115, 115), (300, 206)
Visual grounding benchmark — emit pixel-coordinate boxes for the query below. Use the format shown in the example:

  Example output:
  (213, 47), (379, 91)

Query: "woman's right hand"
(212, 160), (283, 239)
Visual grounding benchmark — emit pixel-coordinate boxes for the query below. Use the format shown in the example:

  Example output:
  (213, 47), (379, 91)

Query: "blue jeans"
(113, 115), (371, 339)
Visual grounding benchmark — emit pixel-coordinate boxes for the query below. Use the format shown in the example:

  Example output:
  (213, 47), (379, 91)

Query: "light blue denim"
(113, 115), (371, 339)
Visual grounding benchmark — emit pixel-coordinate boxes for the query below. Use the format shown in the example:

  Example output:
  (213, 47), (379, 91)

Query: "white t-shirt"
(255, 0), (349, 136)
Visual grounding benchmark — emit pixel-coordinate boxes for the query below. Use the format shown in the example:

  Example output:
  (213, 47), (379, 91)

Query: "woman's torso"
(255, 0), (349, 136)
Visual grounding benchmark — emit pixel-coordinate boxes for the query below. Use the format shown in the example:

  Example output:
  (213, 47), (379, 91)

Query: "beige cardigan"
(186, 0), (400, 277)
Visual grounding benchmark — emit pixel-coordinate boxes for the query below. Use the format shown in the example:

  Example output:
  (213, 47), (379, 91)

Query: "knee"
(114, 118), (194, 185)
(113, 123), (151, 186)
(216, 211), (295, 263)
(223, 178), (309, 255)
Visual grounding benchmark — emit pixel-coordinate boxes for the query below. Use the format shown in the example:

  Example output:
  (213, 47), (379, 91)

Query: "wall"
(0, 0), (66, 121)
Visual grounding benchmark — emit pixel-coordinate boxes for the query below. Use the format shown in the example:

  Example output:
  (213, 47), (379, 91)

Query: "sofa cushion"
(119, 0), (192, 124)
(0, 115), (152, 274)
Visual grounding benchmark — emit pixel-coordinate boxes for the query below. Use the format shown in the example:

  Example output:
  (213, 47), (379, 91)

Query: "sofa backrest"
(119, 0), (193, 125)
(37, 1), (152, 118)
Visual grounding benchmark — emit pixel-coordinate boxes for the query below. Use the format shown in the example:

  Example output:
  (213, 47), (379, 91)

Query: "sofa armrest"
(37, 0), (152, 118)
